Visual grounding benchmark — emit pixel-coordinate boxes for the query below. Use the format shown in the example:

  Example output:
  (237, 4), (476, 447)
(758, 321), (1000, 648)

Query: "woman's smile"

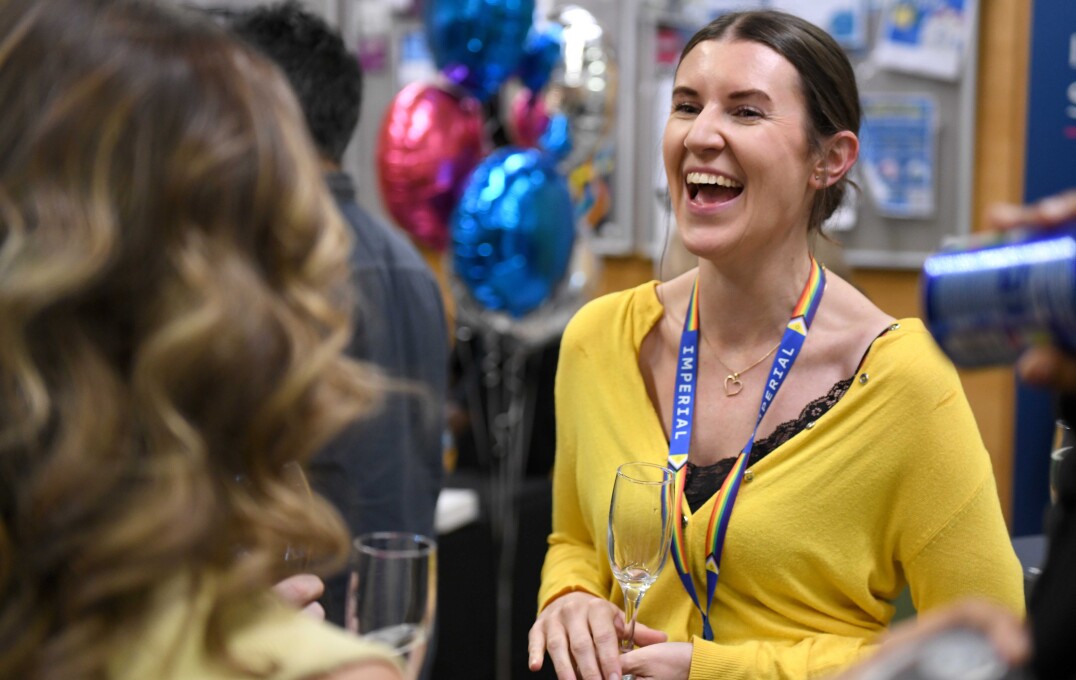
(685, 170), (743, 205)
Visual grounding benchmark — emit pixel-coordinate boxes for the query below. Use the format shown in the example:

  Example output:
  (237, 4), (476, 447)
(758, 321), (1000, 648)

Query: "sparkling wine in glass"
(607, 462), (674, 677)
(347, 532), (437, 680)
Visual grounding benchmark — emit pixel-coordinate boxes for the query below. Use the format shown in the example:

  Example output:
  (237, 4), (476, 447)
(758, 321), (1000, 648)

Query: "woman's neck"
(693, 248), (814, 351)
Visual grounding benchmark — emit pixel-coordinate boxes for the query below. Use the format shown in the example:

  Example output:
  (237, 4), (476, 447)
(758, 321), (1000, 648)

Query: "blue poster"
(859, 94), (937, 218)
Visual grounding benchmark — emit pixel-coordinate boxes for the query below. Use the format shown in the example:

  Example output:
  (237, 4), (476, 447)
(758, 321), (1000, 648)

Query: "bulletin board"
(837, 2), (980, 269)
(620, 0), (981, 270)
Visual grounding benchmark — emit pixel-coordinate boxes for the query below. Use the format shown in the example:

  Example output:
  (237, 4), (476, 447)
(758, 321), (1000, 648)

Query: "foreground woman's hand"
(528, 591), (668, 680)
(273, 573), (326, 620)
(619, 641), (692, 680)
(831, 599), (1030, 680)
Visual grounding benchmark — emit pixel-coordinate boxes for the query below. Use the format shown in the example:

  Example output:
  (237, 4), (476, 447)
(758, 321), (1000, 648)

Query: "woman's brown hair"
(0, 0), (380, 676)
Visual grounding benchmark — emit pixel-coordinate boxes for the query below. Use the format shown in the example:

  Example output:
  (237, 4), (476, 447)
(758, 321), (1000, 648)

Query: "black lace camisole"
(683, 377), (854, 513)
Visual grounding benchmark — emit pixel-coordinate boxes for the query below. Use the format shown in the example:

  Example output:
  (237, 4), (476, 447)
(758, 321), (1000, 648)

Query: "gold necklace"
(704, 337), (781, 397)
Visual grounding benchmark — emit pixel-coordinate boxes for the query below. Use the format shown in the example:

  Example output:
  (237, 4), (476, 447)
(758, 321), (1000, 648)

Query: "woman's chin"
(676, 226), (741, 261)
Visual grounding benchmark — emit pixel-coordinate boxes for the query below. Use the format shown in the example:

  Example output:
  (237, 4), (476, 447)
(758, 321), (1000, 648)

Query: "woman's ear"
(813, 131), (859, 188)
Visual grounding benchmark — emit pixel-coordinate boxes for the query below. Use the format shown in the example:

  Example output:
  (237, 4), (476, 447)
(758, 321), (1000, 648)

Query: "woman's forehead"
(674, 39), (804, 111)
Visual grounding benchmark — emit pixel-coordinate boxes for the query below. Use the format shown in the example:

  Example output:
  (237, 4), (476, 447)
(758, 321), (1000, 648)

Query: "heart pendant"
(724, 375), (743, 396)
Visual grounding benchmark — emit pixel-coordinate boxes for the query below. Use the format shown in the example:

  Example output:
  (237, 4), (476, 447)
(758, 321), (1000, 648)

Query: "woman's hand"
(989, 190), (1076, 391)
(619, 641), (693, 680)
(272, 573), (326, 620)
(831, 599), (1030, 680)
(528, 591), (668, 680)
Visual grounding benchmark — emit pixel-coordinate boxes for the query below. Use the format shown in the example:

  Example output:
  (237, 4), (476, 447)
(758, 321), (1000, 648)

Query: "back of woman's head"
(0, 0), (378, 676)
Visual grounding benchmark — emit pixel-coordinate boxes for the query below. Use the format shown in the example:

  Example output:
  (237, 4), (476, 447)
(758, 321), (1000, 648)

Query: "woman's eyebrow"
(670, 85), (773, 103)
(727, 88), (773, 103)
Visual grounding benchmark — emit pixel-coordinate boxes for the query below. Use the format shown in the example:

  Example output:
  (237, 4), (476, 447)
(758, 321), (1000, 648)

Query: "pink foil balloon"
(507, 88), (550, 149)
(376, 82), (486, 251)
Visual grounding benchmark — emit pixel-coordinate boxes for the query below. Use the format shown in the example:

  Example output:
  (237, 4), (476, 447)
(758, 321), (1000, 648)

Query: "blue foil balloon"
(425, 0), (535, 102)
(423, 0), (533, 102)
(517, 25), (563, 93)
(452, 148), (576, 318)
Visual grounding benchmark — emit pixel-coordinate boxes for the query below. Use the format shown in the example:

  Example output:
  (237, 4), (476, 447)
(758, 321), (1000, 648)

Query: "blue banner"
(1013, 0), (1076, 537)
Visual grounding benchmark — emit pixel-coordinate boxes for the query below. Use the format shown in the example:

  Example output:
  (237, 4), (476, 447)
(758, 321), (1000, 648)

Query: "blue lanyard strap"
(666, 258), (826, 640)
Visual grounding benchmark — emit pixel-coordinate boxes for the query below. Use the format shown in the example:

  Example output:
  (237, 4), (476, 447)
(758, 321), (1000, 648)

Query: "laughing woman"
(528, 10), (1024, 680)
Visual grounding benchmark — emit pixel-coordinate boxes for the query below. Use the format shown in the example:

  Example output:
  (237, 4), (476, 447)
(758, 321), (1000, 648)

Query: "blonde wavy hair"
(0, 0), (381, 677)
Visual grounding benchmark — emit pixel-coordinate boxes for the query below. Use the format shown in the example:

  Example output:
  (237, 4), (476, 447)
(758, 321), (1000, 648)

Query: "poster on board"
(770, 0), (870, 51)
(859, 93), (938, 218)
(873, 0), (972, 81)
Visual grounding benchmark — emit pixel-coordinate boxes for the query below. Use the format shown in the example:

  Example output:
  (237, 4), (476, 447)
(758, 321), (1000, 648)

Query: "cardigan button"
(859, 373), (870, 385)
(889, 323), (901, 331)
(805, 420), (816, 430)
(744, 470), (755, 483)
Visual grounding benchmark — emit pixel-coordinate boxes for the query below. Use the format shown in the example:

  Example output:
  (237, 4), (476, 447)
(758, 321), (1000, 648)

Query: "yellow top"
(539, 281), (1025, 680)
(109, 572), (399, 680)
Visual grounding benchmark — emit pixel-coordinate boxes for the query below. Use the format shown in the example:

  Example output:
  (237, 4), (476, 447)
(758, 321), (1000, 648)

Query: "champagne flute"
(607, 462), (674, 677)
(347, 532), (437, 680)
(1051, 419), (1073, 505)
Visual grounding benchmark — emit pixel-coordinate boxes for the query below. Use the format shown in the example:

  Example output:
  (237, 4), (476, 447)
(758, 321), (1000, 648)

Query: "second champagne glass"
(347, 532), (437, 680)
(607, 461), (674, 674)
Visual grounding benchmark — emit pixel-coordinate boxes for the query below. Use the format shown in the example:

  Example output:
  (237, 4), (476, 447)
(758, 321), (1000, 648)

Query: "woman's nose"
(683, 107), (726, 154)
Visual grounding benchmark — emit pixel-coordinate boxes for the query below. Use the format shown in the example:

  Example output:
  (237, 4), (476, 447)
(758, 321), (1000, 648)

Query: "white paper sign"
(874, 0), (972, 81)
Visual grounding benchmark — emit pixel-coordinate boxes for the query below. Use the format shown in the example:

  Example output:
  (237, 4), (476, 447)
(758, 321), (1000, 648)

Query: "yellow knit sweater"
(110, 572), (399, 680)
(538, 281), (1025, 680)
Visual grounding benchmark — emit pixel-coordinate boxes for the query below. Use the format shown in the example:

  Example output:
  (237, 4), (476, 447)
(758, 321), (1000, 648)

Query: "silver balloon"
(541, 5), (617, 171)
(453, 233), (601, 350)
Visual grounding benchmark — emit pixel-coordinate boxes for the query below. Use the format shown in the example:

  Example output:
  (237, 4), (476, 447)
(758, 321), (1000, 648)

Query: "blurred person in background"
(0, 0), (400, 677)
(230, 0), (449, 627)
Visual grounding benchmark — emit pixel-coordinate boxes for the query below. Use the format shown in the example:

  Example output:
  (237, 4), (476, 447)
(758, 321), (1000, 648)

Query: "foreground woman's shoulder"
(315, 659), (403, 680)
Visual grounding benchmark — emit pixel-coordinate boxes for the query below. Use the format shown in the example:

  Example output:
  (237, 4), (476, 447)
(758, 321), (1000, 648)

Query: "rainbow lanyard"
(666, 258), (825, 640)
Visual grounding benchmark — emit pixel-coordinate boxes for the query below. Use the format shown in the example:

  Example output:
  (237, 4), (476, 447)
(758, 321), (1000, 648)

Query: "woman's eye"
(733, 106), (764, 119)
(671, 102), (700, 115)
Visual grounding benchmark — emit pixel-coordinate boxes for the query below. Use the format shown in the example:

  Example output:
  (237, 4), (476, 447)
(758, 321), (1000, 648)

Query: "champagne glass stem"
(619, 585), (644, 653)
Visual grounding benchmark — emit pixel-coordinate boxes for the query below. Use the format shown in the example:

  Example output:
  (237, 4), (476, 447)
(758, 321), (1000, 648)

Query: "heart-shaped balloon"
(376, 82), (486, 251)
(451, 148), (576, 318)
(424, 0), (535, 102)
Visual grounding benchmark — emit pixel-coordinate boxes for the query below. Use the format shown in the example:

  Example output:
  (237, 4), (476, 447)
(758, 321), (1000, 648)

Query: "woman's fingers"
(564, 603), (608, 680)
(988, 190), (1076, 230)
(527, 624), (547, 671)
(528, 592), (632, 680)
(1018, 345), (1076, 392)
(302, 600), (326, 620)
(272, 573), (324, 610)
(543, 624), (578, 679)
(619, 642), (693, 680)
(586, 602), (624, 680)
(630, 622), (669, 647)
(879, 599), (1030, 667)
